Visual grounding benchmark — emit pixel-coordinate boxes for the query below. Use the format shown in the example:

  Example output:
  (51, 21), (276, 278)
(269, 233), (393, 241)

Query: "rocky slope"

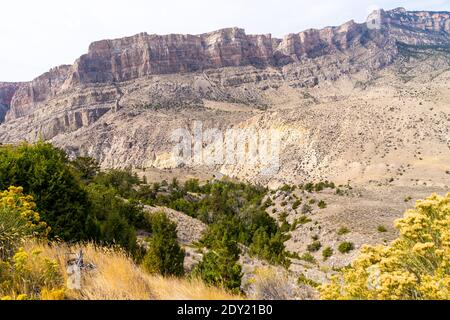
(0, 8), (449, 187)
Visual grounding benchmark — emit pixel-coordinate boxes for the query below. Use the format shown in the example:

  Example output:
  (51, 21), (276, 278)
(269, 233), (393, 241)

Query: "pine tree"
(193, 232), (242, 293)
(143, 212), (185, 277)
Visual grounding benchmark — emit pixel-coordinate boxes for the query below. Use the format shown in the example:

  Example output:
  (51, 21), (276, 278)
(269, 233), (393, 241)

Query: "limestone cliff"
(0, 8), (449, 187)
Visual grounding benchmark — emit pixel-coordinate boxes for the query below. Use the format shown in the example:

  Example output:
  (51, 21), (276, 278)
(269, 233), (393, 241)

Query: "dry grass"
(26, 241), (241, 300)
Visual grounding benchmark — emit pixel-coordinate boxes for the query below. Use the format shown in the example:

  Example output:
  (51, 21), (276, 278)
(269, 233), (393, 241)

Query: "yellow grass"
(26, 241), (241, 300)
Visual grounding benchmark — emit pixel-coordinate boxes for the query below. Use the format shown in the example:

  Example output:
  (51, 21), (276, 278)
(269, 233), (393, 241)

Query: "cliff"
(1, 8), (450, 124)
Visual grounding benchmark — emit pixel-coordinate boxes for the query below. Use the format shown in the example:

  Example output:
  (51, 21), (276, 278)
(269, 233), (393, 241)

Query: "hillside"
(0, 7), (449, 301)
(0, 8), (449, 188)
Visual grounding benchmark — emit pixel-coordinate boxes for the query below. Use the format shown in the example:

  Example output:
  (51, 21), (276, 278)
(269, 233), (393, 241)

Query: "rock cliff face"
(0, 8), (449, 187)
(69, 29), (278, 84)
(1, 8), (449, 123)
(0, 83), (21, 122)
(4, 66), (72, 122)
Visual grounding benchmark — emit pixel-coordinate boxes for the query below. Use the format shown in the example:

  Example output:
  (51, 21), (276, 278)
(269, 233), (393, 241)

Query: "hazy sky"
(1, 0), (449, 82)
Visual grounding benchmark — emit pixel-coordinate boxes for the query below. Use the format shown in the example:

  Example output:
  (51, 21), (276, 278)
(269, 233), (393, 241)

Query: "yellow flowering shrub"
(0, 246), (65, 300)
(320, 193), (450, 300)
(0, 186), (50, 259)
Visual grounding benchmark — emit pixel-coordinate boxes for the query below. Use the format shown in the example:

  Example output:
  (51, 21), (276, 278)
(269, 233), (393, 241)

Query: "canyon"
(0, 7), (449, 188)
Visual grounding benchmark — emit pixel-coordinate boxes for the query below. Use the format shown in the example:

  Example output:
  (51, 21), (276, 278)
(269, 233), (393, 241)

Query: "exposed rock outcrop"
(5, 66), (72, 122)
(0, 82), (21, 123)
(0, 8), (449, 187)
(2, 8), (450, 124)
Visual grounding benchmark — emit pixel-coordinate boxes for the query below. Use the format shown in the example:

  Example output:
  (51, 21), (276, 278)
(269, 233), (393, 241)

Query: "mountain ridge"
(0, 7), (449, 188)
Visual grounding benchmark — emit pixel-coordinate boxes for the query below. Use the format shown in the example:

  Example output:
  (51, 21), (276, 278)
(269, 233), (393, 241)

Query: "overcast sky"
(1, 0), (449, 82)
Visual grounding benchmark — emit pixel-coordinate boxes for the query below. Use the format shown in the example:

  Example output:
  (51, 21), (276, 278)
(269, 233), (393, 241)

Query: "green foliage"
(0, 142), (91, 241)
(291, 216), (312, 230)
(322, 247), (333, 261)
(377, 225), (387, 233)
(93, 169), (141, 199)
(318, 200), (327, 209)
(307, 241), (322, 253)
(338, 242), (355, 254)
(143, 212), (185, 277)
(280, 184), (295, 192)
(249, 228), (289, 267)
(298, 273), (320, 288)
(301, 204), (313, 214)
(292, 199), (302, 210)
(337, 226), (350, 235)
(193, 235), (242, 294)
(0, 187), (49, 260)
(69, 156), (100, 183)
(184, 179), (201, 193)
(85, 183), (148, 255)
(299, 252), (316, 264)
(144, 179), (289, 266)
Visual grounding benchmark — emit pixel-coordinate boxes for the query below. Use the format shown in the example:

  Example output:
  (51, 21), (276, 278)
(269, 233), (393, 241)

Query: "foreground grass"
(24, 241), (241, 300)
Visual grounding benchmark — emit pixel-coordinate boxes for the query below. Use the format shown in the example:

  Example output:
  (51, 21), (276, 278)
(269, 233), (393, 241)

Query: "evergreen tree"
(0, 142), (91, 240)
(193, 231), (242, 293)
(143, 212), (185, 277)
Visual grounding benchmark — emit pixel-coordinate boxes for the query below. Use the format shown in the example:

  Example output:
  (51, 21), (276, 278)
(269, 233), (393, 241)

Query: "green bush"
(0, 142), (91, 241)
(299, 252), (316, 264)
(337, 226), (350, 235)
(322, 247), (333, 261)
(93, 169), (141, 198)
(298, 273), (320, 288)
(70, 156), (100, 183)
(307, 241), (322, 252)
(302, 204), (312, 214)
(377, 225), (387, 233)
(318, 200), (327, 209)
(143, 212), (185, 277)
(338, 242), (354, 254)
(193, 236), (242, 293)
(292, 199), (302, 210)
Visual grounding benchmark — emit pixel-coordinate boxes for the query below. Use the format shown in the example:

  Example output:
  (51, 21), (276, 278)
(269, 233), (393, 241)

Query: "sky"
(1, 0), (449, 82)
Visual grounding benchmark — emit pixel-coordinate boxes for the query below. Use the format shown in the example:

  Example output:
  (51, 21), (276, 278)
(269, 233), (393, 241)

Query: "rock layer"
(0, 8), (449, 187)
(1, 8), (450, 124)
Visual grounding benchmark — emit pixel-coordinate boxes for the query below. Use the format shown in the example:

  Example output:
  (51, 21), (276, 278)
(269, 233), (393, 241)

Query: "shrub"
(338, 242), (354, 254)
(322, 247), (333, 261)
(299, 252), (316, 264)
(0, 246), (65, 300)
(93, 169), (140, 198)
(377, 225), (387, 233)
(320, 193), (450, 300)
(184, 179), (201, 193)
(249, 228), (289, 267)
(251, 268), (294, 300)
(70, 156), (100, 183)
(193, 237), (242, 294)
(0, 142), (91, 241)
(0, 187), (49, 259)
(318, 200), (327, 209)
(304, 183), (314, 193)
(298, 273), (320, 288)
(307, 241), (322, 253)
(302, 204), (312, 214)
(143, 212), (184, 277)
(292, 199), (302, 210)
(86, 184), (148, 255)
(337, 226), (350, 235)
